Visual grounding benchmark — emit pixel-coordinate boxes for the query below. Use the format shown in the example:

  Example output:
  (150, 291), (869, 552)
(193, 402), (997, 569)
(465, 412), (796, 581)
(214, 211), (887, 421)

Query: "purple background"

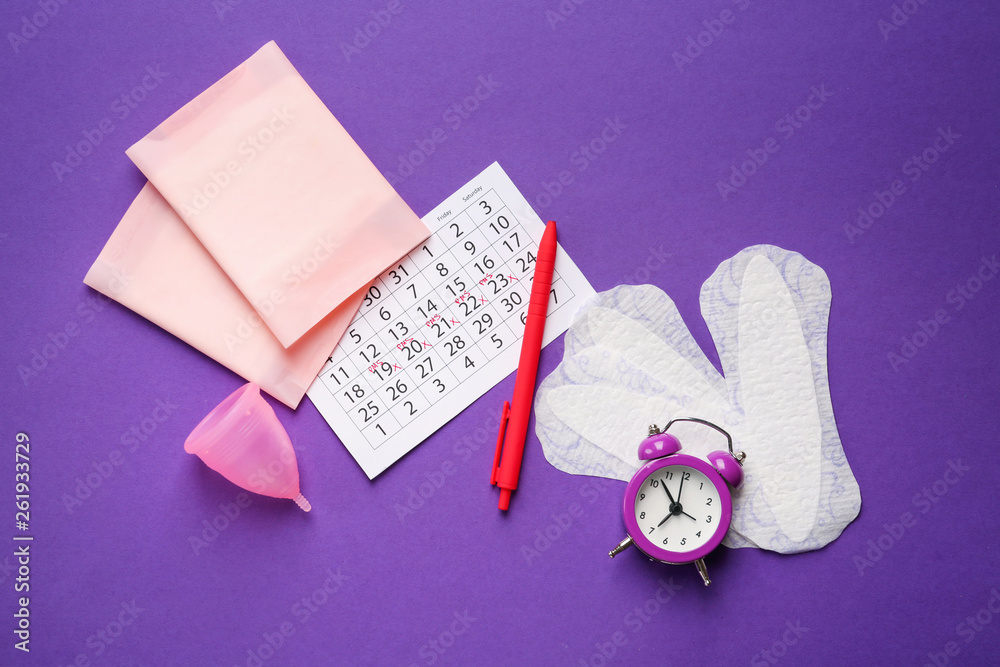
(1, 1), (998, 665)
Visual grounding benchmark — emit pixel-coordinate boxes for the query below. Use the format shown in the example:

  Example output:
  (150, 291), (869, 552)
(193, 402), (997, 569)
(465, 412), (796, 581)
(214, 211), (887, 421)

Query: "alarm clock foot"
(695, 559), (711, 586)
(609, 537), (633, 558)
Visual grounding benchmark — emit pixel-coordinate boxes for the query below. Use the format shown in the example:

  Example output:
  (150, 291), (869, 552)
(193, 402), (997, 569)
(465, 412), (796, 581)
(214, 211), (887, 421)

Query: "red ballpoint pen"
(491, 220), (558, 510)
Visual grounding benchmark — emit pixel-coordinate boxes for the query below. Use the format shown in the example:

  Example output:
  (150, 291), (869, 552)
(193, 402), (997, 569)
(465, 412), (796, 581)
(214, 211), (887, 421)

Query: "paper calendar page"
(306, 162), (595, 478)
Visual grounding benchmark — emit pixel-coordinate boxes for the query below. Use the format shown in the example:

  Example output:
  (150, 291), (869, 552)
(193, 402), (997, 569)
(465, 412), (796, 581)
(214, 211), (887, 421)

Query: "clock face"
(624, 455), (732, 563)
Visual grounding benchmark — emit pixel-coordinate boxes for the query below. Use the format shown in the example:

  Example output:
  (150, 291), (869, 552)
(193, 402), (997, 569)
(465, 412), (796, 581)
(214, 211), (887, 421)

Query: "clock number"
(699, 482), (704, 490)
(682, 472), (691, 480)
(662, 537), (669, 545)
(639, 493), (645, 500)
(696, 531), (702, 538)
(680, 537), (687, 545)
(664, 471), (673, 480)
(650, 479), (659, 488)
(647, 526), (654, 534)
(706, 515), (713, 523)
(639, 512), (645, 519)
(706, 498), (712, 505)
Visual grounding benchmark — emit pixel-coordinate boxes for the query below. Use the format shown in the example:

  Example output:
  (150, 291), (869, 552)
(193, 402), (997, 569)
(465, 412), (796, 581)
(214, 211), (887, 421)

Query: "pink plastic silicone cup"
(184, 382), (311, 511)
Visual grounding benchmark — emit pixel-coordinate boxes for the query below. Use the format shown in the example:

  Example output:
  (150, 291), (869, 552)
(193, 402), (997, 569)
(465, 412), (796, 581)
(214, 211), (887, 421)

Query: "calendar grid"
(317, 186), (579, 449)
(307, 162), (594, 478)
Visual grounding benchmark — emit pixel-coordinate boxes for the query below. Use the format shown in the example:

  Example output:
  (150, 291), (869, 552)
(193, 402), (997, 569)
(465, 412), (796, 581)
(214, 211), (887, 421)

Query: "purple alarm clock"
(609, 418), (745, 586)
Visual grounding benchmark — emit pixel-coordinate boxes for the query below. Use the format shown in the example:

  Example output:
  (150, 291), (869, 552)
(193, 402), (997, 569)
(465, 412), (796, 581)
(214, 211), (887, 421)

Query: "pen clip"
(491, 401), (511, 486)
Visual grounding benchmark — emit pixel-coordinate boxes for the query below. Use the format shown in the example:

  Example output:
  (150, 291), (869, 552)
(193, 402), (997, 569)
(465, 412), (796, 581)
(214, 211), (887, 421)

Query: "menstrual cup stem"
(293, 493), (312, 512)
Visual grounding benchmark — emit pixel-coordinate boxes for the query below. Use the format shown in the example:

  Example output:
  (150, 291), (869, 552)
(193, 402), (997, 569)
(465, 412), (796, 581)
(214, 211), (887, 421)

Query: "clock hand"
(657, 512), (673, 527)
(661, 482), (676, 505)
(681, 510), (696, 521)
(677, 474), (685, 502)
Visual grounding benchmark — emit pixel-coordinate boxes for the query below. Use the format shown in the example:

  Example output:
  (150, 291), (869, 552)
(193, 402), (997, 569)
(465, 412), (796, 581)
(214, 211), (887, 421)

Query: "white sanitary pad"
(534, 245), (861, 553)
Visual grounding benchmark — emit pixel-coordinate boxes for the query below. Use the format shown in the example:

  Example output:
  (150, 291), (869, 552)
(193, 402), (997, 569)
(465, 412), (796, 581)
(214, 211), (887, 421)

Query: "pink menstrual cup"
(184, 382), (311, 511)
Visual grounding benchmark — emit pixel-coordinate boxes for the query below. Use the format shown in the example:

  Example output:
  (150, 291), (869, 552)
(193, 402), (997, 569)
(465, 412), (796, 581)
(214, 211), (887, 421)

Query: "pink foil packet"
(126, 40), (429, 347)
(84, 183), (365, 409)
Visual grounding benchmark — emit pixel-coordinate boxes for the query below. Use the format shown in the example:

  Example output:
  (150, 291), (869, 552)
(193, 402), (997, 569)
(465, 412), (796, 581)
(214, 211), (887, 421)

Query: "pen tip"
(498, 488), (511, 510)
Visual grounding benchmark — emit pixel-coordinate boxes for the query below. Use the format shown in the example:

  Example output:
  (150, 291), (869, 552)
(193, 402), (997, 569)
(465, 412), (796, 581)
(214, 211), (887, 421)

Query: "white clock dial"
(633, 465), (721, 554)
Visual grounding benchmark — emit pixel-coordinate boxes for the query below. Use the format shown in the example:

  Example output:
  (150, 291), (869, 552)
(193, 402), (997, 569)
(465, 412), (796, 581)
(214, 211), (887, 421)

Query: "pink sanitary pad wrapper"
(126, 40), (429, 348)
(84, 183), (365, 409)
